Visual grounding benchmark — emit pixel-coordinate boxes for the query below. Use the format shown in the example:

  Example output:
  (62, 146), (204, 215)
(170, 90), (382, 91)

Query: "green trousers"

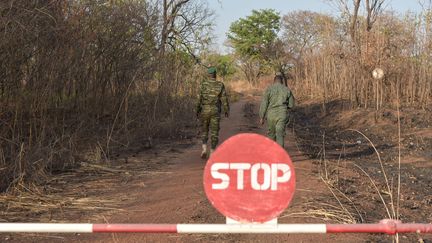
(267, 113), (288, 148)
(200, 112), (221, 149)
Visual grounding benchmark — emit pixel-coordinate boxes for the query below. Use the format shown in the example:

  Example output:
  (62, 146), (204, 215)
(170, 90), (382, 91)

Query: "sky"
(207, 0), (424, 52)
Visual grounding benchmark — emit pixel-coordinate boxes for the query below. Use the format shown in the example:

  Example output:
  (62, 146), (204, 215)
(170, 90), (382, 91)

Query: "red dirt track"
(63, 98), (368, 243)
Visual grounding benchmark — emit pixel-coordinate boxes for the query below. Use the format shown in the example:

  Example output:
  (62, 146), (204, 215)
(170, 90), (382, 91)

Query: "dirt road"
(51, 97), (373, 243)
(2, 97), (384, 242)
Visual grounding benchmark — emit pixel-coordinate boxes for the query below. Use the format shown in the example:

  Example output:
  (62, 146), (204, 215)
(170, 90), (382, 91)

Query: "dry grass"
(289, 11), (431, 110)
(281, 202), (357, 224)
(0, 0), (207, 193)
(347, 129), (395, 219)
(309, 124), (406, 230)
(0, 143), (177, 223)
(228, 80), (257, 94)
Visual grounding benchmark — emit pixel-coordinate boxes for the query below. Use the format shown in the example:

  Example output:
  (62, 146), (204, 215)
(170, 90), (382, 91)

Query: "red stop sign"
(203, 133), (296, 223)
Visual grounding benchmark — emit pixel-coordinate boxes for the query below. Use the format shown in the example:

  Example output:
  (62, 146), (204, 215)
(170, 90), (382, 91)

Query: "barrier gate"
(1, 134), (431, 235)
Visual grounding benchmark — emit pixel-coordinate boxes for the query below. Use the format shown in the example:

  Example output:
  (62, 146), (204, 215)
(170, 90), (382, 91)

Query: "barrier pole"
(0, 221), (431, 234)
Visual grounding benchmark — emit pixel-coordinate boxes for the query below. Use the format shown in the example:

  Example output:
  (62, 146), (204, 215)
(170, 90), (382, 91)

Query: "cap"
(208, 67), (217, 74)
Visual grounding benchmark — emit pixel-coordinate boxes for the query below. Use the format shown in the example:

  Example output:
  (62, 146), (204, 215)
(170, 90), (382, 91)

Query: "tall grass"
(0, 0), (210, 191)
(289, 12), (432, 110)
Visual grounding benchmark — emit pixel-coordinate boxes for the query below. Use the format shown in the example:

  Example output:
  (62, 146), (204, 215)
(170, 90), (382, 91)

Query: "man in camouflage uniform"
(196, 67), (230, 158)
(259, 73), (295, 148)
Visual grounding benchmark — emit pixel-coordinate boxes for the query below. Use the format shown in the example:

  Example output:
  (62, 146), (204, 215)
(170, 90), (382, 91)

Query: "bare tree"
(365, 0), (386, 31)
(287, 8), (431, 109)
(419, 0), (432, 11)
(351, 0), (361, 40)
(326, 0), (361, 41)
(282, 11), (335, 61)
(159, 0), (213, 60)
(160, 0), (191, 54)
(326, 0), (386, 39)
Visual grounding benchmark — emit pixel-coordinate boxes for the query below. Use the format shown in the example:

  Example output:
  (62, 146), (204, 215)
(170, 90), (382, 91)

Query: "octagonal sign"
(203, 133), (296, 223)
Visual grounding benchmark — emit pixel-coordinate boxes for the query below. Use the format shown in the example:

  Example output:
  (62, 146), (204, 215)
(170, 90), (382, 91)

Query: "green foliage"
(227, 9), (281, 83)
(227, 9), (281, 59)
(207, 54), (237, 80)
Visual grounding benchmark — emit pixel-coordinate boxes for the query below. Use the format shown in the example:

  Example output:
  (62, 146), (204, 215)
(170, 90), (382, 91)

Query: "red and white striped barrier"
(1, 221), (431, 235)
(2, 136), (430, 236)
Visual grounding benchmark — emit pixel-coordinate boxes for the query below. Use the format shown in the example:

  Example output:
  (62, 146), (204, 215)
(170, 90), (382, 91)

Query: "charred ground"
(290, 99), (432, 242)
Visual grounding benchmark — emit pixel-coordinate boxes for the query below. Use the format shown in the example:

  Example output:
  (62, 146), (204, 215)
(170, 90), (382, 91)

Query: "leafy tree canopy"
(207, 54), (237, 80)
(227, 9), (281, 59)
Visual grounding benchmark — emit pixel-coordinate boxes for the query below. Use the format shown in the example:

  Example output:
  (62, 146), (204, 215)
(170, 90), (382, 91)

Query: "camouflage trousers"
(200, 112), (221, 149)
(267, 113), (288, 148)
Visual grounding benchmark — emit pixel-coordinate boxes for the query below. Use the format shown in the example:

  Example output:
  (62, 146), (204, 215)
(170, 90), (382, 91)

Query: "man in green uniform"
(259, 73), (295, 148)
(196, 67), (230, 158)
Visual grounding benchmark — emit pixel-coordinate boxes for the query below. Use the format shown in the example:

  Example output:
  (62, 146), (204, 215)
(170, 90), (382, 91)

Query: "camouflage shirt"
(196, 78), (230, 115)
(259, 82), (295, 119)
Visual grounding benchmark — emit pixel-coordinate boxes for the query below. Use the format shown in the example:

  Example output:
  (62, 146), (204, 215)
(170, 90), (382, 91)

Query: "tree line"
(226, 1), (431, 110)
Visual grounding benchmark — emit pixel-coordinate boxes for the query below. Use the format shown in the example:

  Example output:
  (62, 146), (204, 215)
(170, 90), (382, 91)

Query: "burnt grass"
(291, 100), (432, 242)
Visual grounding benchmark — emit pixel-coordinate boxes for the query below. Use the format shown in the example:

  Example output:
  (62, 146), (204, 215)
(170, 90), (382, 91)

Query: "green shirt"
(196, 78), (230, 115)
(259, 83), (295, 119)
